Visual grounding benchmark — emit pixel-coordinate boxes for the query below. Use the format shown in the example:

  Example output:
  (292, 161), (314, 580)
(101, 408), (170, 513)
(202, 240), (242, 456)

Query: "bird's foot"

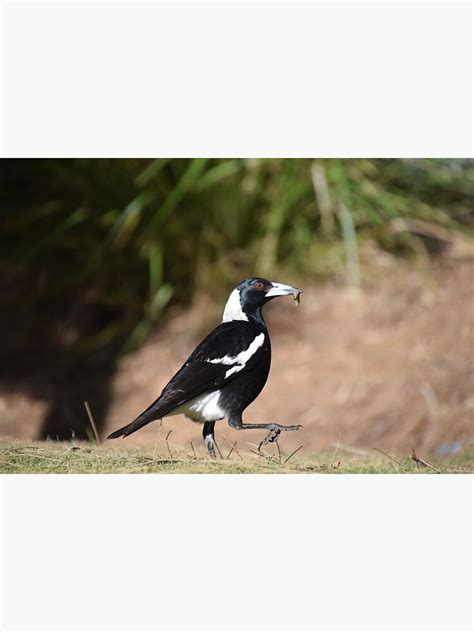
(258, 423), (302, 452)
(205, 435), (217, 459)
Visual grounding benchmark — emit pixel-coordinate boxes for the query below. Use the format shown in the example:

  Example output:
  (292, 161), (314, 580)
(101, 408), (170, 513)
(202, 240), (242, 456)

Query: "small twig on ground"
(225, 441), (237, 459)
(330, 431), (343, 466)
(224, 437), (244, 461)
(83, 401), (100, 445)
(372, 446), (403, 467)
(275, 439), (282, 464)
(246, 442), (272, 459)
(297, 461), (341, 472)
(152, 419), (163, 459)
(284, 444), (304, 464)
(233, 444), (244, 461)
(133, 456), (179, 466)
(410, 447), (439, 472)
(249, 449), (278, 464)
(213, 439), (223, 459)
(165, 430), (174, 459)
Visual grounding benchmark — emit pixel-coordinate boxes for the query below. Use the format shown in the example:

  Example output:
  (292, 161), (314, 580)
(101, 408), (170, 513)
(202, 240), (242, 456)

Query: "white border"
(1, 1), (472, 157)
(2, 475), (473, 630)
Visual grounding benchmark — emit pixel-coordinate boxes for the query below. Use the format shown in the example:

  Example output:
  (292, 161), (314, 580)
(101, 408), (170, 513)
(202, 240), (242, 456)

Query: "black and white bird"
(107, 278), (303, 456)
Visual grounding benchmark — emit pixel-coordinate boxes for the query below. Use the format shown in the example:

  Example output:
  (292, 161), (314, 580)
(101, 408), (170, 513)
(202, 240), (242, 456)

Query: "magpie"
(107, 278), (303, 456)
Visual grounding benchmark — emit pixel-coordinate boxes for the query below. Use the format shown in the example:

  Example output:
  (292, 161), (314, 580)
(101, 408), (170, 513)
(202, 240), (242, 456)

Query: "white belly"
(172, 390), (225, 423)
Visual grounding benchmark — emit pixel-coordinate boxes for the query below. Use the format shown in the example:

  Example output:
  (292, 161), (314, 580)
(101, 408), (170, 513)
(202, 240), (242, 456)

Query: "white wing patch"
(207, 332), (265, 378)
(222, 288), (248, 322)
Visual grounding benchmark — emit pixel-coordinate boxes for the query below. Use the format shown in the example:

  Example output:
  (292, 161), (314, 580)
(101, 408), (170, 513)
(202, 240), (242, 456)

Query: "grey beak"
(265, 282), (302, 298)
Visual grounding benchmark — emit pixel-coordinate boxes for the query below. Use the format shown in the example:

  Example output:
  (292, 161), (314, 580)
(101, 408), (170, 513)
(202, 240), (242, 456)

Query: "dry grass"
(1, 440), (472, 475)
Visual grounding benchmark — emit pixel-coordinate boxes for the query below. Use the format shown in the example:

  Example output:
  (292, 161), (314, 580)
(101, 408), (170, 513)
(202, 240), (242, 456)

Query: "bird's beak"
(265, 282), (302, 299)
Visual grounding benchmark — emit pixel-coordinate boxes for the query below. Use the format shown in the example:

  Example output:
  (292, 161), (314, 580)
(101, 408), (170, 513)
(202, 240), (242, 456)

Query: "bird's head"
(223, 277), (302, 323)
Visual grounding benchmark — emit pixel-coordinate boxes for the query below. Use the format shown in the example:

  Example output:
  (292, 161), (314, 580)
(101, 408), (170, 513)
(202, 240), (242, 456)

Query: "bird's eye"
(254, 281), (264, 290)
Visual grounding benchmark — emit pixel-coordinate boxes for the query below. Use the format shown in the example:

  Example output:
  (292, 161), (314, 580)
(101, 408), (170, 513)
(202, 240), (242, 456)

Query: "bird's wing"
(151, 321), (265, 414)
(108, 322), (266, 438)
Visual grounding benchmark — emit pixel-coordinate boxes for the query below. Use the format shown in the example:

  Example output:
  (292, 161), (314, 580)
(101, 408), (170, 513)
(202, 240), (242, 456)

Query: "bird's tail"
(107, 402), (161, 439)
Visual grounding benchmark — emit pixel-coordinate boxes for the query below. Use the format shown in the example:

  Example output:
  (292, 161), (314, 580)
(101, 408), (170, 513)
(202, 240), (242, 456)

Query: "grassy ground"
(0, 440), (472, 474)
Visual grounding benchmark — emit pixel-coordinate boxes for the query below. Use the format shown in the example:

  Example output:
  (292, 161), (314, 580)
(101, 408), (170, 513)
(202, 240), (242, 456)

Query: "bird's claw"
(258, 424), (302, 452)
(259, 427), (281, 450)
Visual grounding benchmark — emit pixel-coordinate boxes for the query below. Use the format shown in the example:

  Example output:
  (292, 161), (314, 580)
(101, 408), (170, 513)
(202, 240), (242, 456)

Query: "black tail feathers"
(107, 389), (173, 440)
(107, 424), (132, 439)
(107, 409), (157, 440)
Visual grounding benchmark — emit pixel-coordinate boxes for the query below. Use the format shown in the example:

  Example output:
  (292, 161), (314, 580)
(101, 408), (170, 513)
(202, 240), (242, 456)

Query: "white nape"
(222, 288), (248, 322)
(207, 333), (265, 378)
(173, 390), (225, 423)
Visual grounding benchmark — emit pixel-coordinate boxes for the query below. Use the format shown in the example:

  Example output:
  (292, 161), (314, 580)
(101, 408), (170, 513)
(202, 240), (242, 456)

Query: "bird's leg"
(202, 422), (217, 458)
(228, 417), (302, 452)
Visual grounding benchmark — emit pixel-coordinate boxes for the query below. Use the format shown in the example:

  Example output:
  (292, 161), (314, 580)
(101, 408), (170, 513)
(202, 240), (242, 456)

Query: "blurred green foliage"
(1, 159), (472, 352)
